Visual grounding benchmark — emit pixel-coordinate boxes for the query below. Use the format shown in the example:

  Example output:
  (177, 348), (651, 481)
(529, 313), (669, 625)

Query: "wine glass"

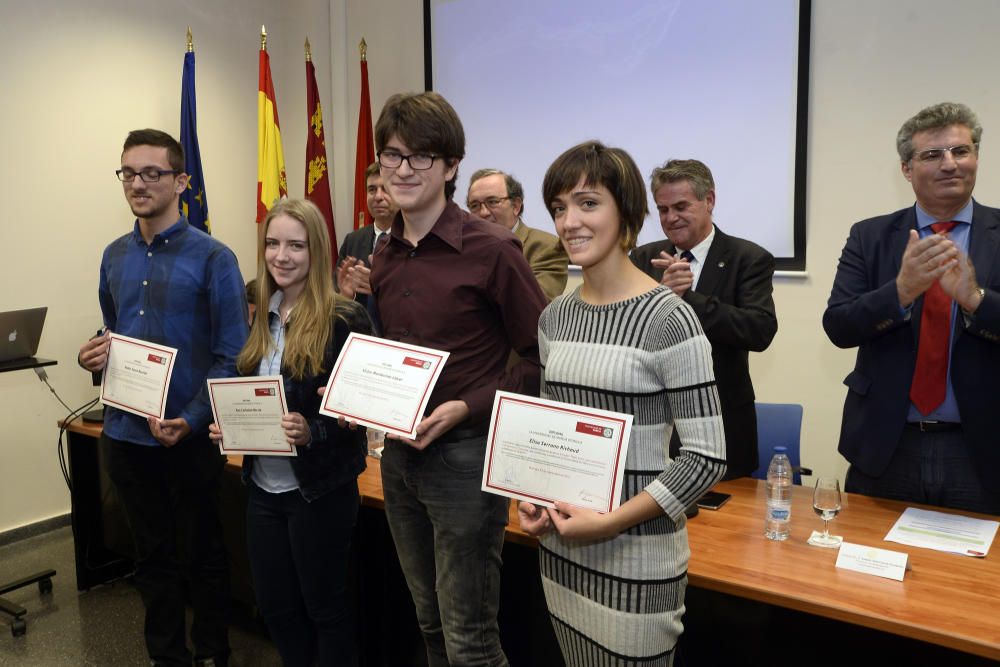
(809, 478), (843, 548)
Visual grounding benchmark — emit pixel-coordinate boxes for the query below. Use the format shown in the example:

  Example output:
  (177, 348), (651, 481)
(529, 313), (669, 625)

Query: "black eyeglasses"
(377, 150), (439, 171)
(116, 168), (180, 183)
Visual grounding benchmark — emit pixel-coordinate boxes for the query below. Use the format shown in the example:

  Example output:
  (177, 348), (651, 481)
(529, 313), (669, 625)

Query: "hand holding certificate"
(482, 391), (633, 514)
(319, 333), (449, 439)
(208, 376), (296, 456)
(100, 333), (177, 419)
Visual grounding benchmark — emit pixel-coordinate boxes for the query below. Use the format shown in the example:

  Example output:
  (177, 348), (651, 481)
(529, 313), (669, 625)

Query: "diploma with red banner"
(100, 333), (177, 420)
(481, 391), (633, 513)
(207, 376), (295, 456)
(319, 333), (449, 439)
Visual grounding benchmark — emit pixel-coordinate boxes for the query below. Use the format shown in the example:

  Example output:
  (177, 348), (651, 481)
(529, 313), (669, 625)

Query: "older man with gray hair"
(824, 102), (1000, 514)
(467, 168), (568, 301)
(631, 158), (777, 480)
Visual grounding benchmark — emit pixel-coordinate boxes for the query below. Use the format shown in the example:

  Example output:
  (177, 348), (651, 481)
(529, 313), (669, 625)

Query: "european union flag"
(180, 50), (210, 234)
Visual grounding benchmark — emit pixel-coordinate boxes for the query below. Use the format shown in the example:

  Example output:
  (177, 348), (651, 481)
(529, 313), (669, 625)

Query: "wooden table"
(687, 478), (1000, 661)
(358, 461), (1000, 661)
(63, 420), (999, 661)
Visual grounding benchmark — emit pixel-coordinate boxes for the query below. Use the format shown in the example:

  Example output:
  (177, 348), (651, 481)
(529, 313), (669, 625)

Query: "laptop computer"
(0, 307), (48, 363)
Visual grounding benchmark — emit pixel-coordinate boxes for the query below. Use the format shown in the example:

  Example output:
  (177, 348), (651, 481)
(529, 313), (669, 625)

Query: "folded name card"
(835, 542), (908, 581)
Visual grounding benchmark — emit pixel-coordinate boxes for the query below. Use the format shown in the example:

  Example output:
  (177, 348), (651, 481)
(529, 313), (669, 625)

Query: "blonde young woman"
(518, 142), (726, 666)
(210, 199), (370, 666)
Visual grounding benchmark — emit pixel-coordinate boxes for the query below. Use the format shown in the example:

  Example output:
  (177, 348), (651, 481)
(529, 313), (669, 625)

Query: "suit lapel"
(886, 209), (922, 347)
(695, 228), (729, 295)
(513, 222), (529, 245)
(969, 201), (1000, 290)
(889, 208), (915, 282)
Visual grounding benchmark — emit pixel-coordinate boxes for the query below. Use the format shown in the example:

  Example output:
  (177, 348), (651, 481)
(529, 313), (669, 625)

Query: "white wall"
(3, 0), (999, 532)
(0, 0), (336, 532)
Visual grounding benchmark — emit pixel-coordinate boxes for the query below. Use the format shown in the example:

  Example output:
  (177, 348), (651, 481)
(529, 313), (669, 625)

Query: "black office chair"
(1, 570), (55, 637)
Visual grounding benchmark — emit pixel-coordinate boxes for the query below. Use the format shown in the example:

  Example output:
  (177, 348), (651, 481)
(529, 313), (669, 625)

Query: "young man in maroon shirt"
(370, 91), (547, 667)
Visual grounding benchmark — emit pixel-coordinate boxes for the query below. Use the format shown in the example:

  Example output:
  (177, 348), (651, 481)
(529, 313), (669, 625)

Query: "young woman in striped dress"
(518, 141), (727, 666)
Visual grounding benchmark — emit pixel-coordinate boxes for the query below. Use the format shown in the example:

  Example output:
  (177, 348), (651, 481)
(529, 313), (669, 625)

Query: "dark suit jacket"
(631, 226), (777, 478)
(337, 224), (382, 309)
(338, 224), (378, 268)
(823, 202), (1000, 488)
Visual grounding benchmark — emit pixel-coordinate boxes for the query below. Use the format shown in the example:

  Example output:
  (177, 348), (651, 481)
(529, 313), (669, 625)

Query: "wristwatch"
(963, 286), (986, 316)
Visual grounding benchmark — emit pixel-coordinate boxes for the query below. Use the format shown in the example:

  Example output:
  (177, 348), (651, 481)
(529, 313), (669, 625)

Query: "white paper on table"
(207, 376), (296, 456)
(884, 507), (999, 557)
(319, 333), (449, 439)
(835, 542), (908, 581)
(481, 391), (633, 514)
(100, 333), (178, 420)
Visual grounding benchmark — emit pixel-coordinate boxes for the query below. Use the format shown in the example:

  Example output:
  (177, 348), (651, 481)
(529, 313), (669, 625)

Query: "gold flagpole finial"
(305, 37), (312, 62)
(261, 25), (267, 51)
(186, 27), (193, 53)
(359, 38), (367, 62)
(358, 211), (366, 227)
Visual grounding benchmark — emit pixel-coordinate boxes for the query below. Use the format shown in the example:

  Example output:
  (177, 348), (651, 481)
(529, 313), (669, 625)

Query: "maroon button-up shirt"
(370, 201), (547, 426)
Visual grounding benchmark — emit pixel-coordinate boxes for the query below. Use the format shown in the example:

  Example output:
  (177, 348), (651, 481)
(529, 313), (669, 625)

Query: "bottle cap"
(773, 446), (787, 453)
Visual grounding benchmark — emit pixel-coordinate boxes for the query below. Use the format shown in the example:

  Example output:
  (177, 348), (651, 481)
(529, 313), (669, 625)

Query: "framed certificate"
(319, 333), (449, 439)
(481, 391), (633, 513)
(100, 333), (177, 420)
(207, 376), (296, 456)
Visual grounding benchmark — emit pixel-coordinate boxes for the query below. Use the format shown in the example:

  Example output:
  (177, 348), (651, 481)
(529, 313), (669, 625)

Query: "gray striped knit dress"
(537, 285), (726, 666)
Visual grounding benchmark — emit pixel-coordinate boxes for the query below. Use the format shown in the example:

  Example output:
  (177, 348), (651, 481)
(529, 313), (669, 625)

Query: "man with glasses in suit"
(824, 102), (1000, 514)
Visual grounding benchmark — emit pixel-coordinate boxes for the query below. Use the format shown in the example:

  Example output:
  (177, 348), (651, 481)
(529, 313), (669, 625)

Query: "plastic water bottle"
(764, 446), (792, 541)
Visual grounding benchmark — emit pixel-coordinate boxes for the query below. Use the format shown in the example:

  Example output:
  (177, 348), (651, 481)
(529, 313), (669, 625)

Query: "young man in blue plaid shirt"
(79, 129), (248, 667)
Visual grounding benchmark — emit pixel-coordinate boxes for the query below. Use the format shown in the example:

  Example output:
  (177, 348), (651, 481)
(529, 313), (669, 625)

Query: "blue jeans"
(245, 479), (359, 667)
(846, 425), (1000, 514)
(381, 435), (510, 667)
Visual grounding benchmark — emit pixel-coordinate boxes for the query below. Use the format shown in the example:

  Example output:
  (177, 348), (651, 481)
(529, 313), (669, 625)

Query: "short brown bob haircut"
(542, 140), (648, 251)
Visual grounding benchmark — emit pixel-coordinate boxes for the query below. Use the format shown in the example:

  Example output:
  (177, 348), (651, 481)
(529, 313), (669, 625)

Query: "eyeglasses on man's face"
(467, 197), (511, 213)
(116, 167), (180, 183)
(912, 144), (978, 164)
(377, 150), (440, 171)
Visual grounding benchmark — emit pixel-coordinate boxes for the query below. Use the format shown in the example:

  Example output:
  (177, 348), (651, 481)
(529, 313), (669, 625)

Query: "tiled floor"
(0, 527), (280, 666)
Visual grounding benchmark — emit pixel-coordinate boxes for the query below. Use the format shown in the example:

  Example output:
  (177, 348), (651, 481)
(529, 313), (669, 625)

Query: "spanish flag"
(353, 39), (375, 230)
(257, 27), (287, 223)
(180, 38), (210, 234)
(304, 40), (338, 266)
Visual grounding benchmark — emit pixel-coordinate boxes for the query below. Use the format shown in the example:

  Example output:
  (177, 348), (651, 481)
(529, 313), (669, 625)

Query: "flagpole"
(353, 37), (375, 230)
(304, 36), (338, 266)
(181, 27), (211, 233)
(257, 23), (287, 222)
(359, 36), (367, 233)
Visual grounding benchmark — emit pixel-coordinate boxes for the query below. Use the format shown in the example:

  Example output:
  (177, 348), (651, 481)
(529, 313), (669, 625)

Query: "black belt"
(386, 424), (488, 446)
(435, 424), (488, 445)
(906, 421), (962, 433)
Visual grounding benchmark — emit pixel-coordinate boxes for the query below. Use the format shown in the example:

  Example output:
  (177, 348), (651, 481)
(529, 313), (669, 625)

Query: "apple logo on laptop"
(7, 329), (16, 343)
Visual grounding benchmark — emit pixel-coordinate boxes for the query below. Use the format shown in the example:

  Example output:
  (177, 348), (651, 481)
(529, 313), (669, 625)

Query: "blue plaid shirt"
(99, 217), (248, 446)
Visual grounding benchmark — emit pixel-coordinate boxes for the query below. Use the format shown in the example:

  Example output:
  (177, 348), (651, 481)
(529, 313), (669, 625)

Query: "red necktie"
(909, 221), (959, 415)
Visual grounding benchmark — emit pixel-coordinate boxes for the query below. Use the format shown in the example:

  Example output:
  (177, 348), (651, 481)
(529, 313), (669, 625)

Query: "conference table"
(63, 420), (999, 662)
(358, 459), (999, 661)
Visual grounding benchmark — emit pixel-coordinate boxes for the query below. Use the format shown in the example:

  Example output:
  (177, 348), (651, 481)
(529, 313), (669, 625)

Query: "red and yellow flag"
(304, 40), (338, 266)
(257, 27), (287, 223)
(353, 39), (375, 230)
